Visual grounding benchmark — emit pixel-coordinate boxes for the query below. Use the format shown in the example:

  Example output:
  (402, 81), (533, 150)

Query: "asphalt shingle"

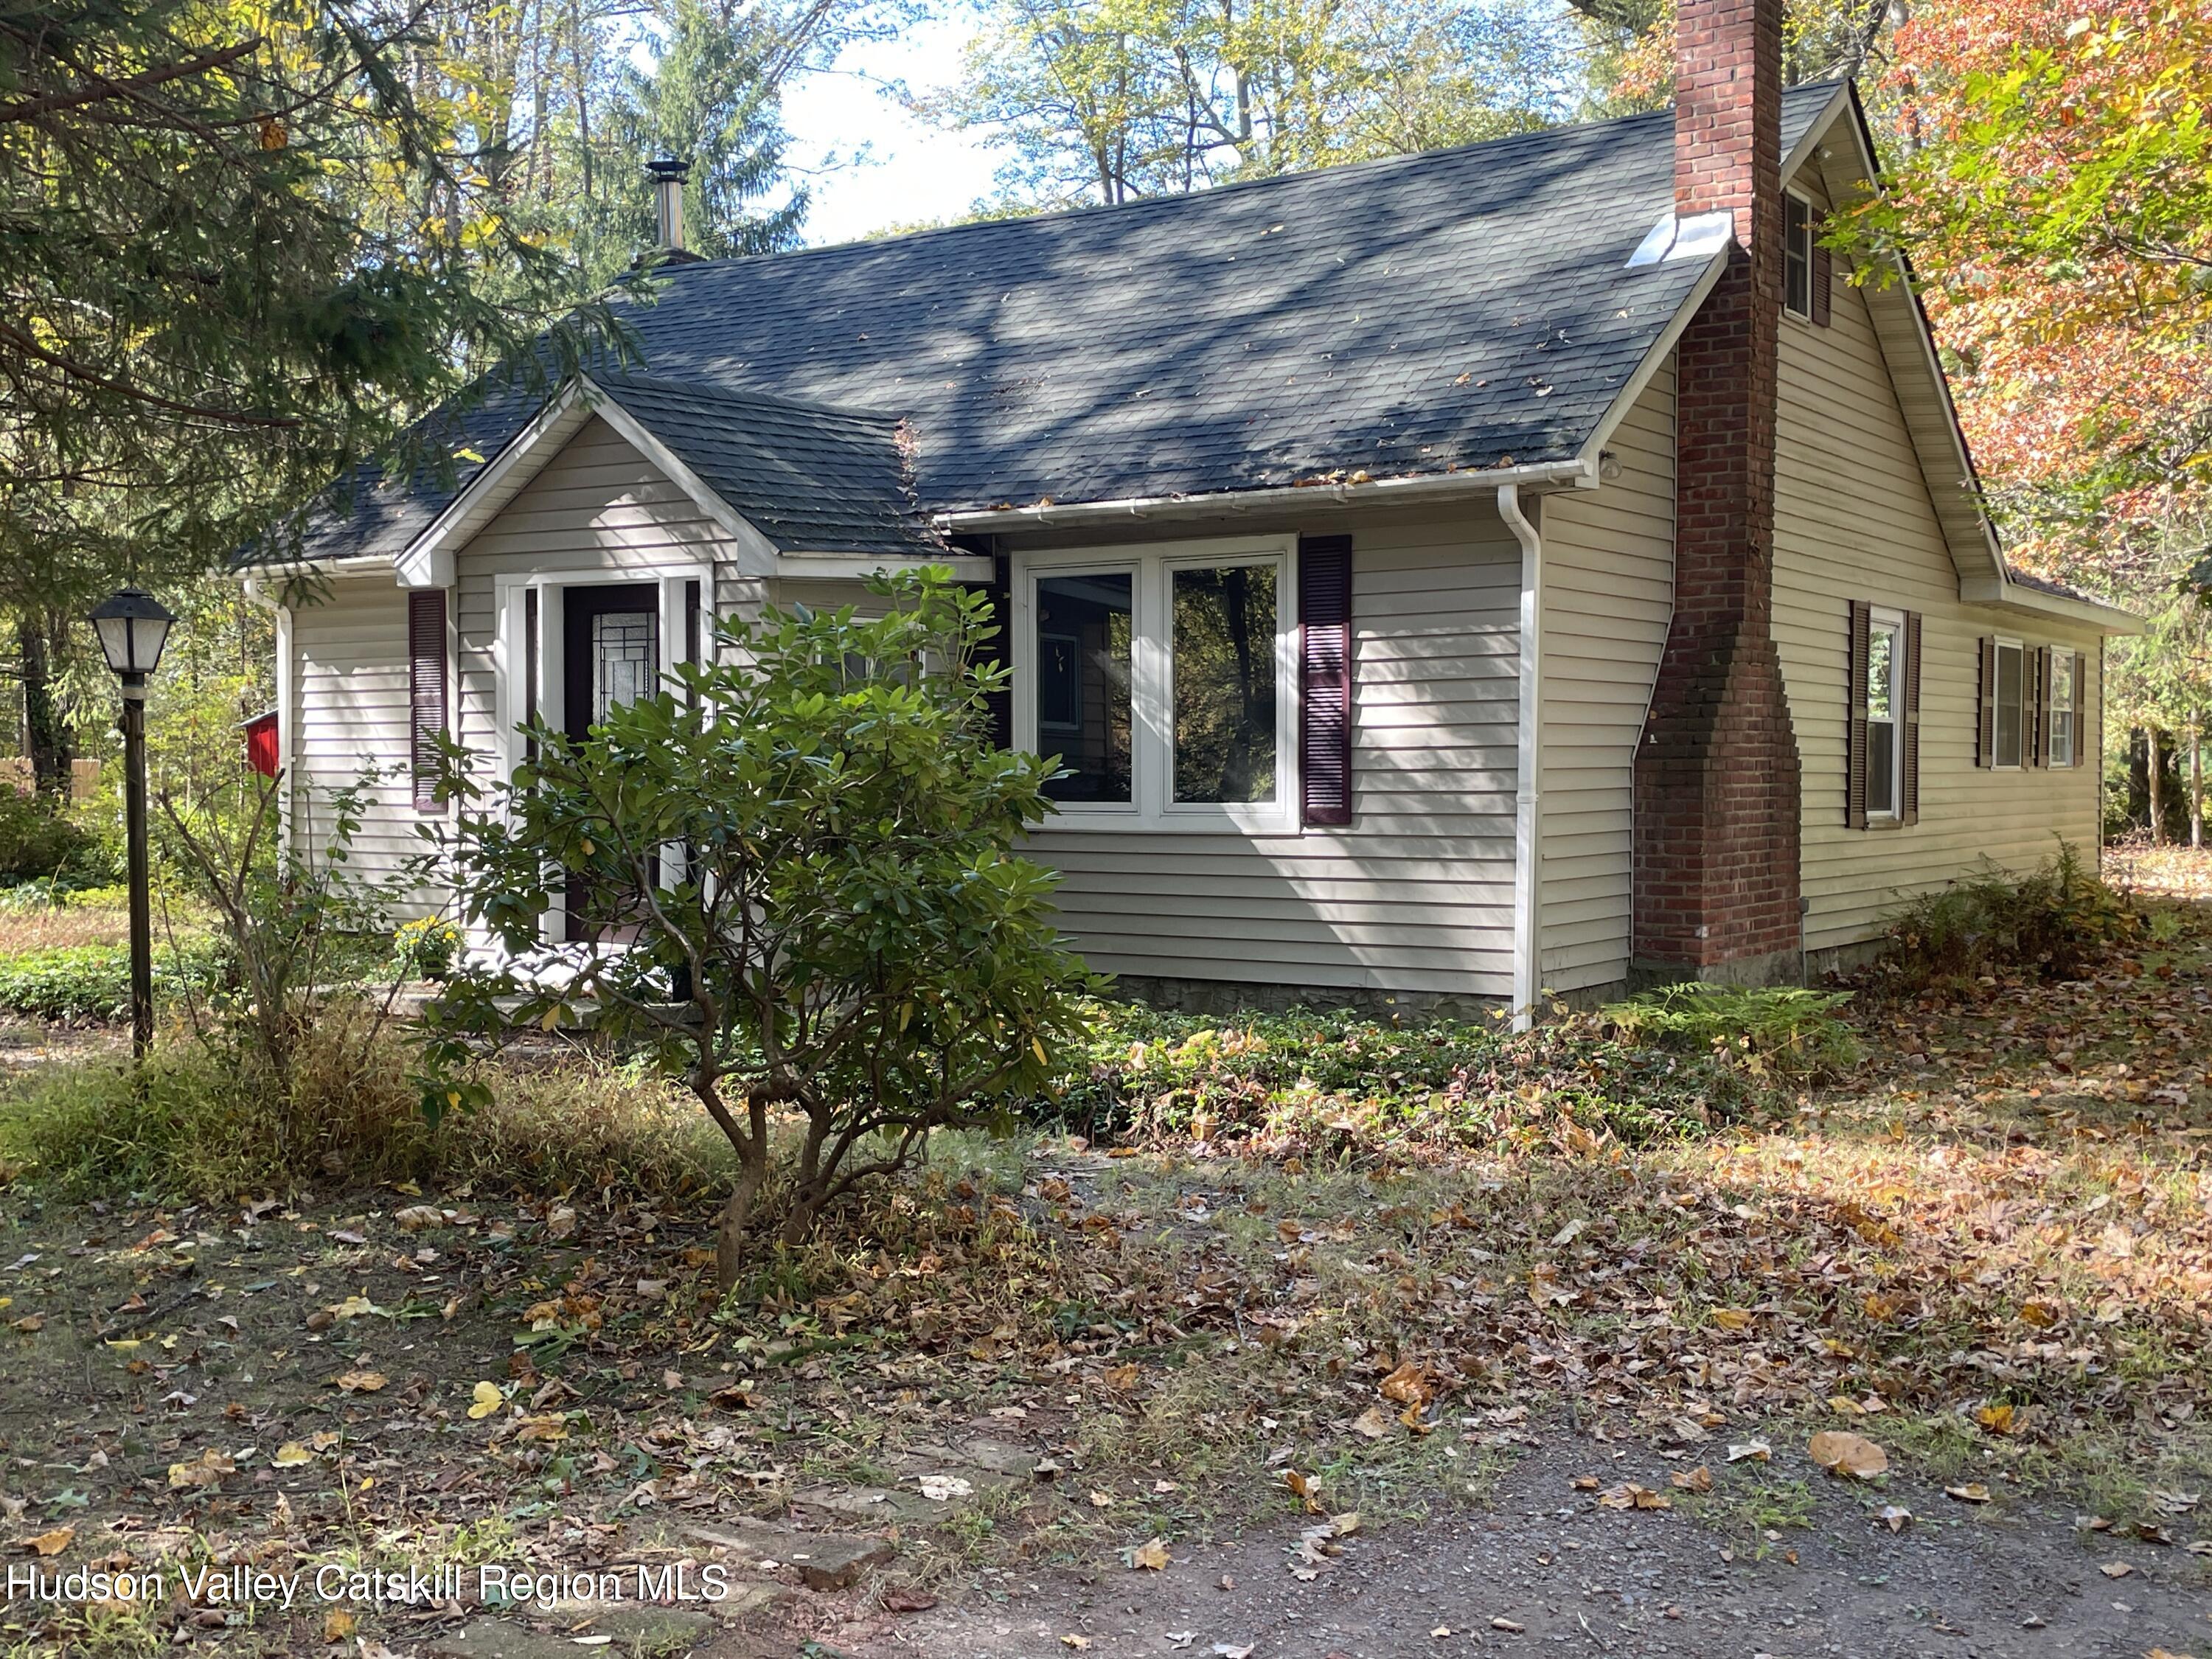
(271, 84), (1844, 567)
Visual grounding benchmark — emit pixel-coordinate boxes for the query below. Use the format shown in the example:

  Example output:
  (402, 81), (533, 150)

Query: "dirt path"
(842, 1434), (2212, 1659)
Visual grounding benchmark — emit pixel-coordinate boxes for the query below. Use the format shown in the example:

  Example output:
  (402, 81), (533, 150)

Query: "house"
(241, 0), (2136, 1019)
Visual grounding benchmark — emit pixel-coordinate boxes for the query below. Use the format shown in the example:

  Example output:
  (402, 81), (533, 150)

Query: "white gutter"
(936, 457), (1596, 534)
(1498, 482), (1543, 1032)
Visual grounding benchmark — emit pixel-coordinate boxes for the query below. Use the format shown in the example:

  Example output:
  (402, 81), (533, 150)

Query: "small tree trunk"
(714, 1158), (767, 1291)
(15, 613), (72, 799)
(2148, 728), (2166, 844)
(2192, 725), (2204, 850)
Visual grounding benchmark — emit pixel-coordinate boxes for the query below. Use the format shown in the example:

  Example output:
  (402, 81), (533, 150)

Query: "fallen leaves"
(467, 1380), (504, 1419)
(1944, 1483), (1993, 1503)
(271, 1442), (316, 1468)
(1125, 1538), (1169, 1571)
(1596, 1483), (1671, 1511)
(2099, 1560), (2135, 1579)
(17, 1525), (72, 1556)
(1725, 1441), (1772, 1463)
(332, 1370), (388, 1394)
(1378, 1360), (1433, 1407)
(1807, 1430), (1888, 1481)
(1669, 1465), (1713, 1493)
(919, 1475), (973, 1501)
(1350, 1405), (1393, 1441)
(167, 1449), (235, 1490)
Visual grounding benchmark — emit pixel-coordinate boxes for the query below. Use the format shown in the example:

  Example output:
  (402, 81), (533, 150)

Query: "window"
(1784, 192), (1814, 320)
(408, 588), (448, 812)
(1994, 639), (2024, 768)
(1977, 636), (2028, 768)
(2048, 650), (2076, 768)
(1032, 571), (1133, 803)
(1865, 608), (1902, 819)
(1849, 601), (1919, 829)
(1171, 564), (1279, 804)
(1018, 538), (1300, 830)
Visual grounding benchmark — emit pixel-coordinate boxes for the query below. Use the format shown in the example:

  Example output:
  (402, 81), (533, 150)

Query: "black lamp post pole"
(121, 673), (153, 1059)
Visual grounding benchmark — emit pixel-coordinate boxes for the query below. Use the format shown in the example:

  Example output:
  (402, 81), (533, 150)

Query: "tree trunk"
(2192, 725), (2203, 850)
(714, 1160), (767, 1290)
(15, 612), (72, 798)
(2148, 727), (2166, 844)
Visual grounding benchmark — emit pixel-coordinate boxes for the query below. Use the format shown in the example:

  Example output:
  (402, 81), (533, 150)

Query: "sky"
(778, 15), (1007, 246)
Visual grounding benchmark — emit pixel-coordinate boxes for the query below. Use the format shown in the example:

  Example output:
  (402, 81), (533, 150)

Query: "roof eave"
(935, 456), (1599, 533)
(1958, 576), (2141, 635)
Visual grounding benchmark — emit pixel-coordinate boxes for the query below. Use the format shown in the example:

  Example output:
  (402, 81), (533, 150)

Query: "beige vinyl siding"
(286, 577), (427, 894)
(1776, 173), (2104, 953)
(1535, 363), (1676, 994)
(450, 416), (761, 776)
(1018, 507), (1522, 1000)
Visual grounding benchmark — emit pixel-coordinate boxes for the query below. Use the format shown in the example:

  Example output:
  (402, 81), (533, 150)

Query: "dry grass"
(0, 907), (134, 952)
(0, 1002), (732, 1202)
(2107, 837), (2212, 899)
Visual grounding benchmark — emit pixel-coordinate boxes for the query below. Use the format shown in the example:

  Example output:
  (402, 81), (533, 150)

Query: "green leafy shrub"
(0, 944), (220, 1022)
(1601, 983), (1860, 1079)
(1874, 841), (2133, 992)
(427, 568), (1093, 1284)
(0, 790), (96, 881)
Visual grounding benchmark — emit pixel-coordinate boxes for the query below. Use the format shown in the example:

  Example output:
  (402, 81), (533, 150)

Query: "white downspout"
(1500, 483), (1543, 1031)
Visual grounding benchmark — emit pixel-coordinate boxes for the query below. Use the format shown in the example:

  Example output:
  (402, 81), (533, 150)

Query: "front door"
(562, 585), (661, 942)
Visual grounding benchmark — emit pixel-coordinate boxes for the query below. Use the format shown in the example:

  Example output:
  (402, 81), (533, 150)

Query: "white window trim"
(2049, 650), (2077, 768)
(1867, 604), (1905, 822)
(492, 562), (713, 787)
(1783, 189), (1815, 321)
(493, 562), (712, 939)
(1012, 535), (1301, 835)
(1992, 634), (2026, 771)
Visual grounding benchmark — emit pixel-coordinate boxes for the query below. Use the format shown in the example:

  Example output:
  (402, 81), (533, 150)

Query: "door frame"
(492, 560), (712, 945)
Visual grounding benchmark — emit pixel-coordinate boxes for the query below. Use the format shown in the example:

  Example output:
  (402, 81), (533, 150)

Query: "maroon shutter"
(2070, 650), (2087, 766)
(1811, 244), (1833, 327)
(1298, 535), (1354, 827)
(408, 588), (448, 811)
(1902, 611), (1922, 825)
(1846, 601), (1871, 829)
(1976, 636), (1997, 767)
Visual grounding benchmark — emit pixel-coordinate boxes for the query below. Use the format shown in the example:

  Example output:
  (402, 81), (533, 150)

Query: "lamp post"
(88, 588), (175, 1060)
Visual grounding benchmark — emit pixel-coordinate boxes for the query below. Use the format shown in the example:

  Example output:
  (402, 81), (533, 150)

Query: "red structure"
(1631, 0), (1805, 984)
(243, 709), (279, 778)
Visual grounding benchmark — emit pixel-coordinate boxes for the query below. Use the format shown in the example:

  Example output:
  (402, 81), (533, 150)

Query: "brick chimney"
(1630, 0), (1804, 985)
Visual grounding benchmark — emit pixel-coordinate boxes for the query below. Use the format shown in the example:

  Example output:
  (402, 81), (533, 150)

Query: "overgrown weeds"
(0, 942), (221, 1022)
(1601, 983), (1860, 1078)
(1873, 840), (2135, 992)
(1036, 995), (1807, 1152)
(0, 1004), (728, 1202)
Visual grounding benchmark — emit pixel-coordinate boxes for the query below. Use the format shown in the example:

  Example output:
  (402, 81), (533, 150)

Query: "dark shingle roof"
(589, 375), (943, 555)
(276, 84), (1844, 566)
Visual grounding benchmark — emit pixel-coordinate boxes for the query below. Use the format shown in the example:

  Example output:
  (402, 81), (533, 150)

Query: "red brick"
(1633, 0), (1800, 975)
